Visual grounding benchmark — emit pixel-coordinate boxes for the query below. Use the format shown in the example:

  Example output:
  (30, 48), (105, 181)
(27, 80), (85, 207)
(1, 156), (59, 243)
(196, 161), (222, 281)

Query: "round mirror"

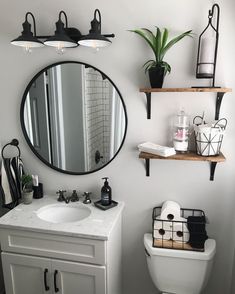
(20, 61), (127, 174)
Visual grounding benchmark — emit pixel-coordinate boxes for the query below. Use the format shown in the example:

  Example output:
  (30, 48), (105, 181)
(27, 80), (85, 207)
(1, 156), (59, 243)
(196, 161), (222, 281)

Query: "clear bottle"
(173, 109), (190, 152)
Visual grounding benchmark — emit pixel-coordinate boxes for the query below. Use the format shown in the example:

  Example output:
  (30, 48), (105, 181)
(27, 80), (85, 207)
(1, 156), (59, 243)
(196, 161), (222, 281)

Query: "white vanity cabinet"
(2, 252), (106, 294)
(0, 198), (124, 294)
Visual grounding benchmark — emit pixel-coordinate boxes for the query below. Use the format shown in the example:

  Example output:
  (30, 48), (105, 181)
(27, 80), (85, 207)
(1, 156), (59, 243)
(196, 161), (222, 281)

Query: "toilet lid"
(144, 233), (216, 261)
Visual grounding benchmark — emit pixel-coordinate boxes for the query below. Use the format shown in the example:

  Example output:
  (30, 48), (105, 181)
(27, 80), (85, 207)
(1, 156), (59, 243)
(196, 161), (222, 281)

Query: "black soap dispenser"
(101, 177), (112, 206)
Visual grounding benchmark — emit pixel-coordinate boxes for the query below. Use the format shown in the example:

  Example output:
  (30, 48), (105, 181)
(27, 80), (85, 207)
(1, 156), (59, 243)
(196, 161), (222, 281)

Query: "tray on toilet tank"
(152, 206), (208, 252)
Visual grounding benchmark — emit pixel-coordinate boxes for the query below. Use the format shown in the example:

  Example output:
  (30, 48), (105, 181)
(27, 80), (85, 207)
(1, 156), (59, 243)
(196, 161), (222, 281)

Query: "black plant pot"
(148, 66), (165, 88)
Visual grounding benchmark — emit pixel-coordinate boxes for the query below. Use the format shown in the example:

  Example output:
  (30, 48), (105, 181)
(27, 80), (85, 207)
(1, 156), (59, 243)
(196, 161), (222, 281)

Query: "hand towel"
(187, 216), (208, 249)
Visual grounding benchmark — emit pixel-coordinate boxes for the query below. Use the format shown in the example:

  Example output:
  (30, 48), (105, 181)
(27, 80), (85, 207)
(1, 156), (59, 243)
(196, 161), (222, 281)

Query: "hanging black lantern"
(195, 4), (220, 87)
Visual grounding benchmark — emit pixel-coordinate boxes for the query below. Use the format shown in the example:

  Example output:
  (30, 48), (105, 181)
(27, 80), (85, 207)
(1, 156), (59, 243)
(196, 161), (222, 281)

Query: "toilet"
(144, 233), (216, 294)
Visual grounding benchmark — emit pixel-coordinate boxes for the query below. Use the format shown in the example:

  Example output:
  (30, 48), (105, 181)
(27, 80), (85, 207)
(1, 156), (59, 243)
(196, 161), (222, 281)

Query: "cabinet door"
(1, 252), (52, 294)
(52, 259), (106, 294)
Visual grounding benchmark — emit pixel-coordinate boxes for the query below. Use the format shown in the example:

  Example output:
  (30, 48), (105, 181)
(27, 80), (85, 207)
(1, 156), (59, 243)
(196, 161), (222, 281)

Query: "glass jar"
(173, 109), (190, 152)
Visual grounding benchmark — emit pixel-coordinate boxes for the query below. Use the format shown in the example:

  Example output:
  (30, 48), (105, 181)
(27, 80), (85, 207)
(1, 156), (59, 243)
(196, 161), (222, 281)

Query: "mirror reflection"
(21, 62), (127, 174)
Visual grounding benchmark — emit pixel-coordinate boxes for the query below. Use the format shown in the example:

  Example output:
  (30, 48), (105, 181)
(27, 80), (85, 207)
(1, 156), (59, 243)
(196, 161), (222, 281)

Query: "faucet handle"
(70, 190), (79, 202)
(82, 192), (92, 204)
(56, 190), (66, 201)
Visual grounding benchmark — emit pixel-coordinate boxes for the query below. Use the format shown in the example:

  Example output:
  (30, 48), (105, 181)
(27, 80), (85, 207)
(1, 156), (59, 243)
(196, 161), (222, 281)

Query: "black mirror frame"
(20, 61), (128, 175)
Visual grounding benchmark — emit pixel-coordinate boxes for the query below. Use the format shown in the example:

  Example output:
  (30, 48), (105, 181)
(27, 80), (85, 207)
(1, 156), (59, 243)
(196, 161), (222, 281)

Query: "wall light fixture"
(11, 9), (115, 54)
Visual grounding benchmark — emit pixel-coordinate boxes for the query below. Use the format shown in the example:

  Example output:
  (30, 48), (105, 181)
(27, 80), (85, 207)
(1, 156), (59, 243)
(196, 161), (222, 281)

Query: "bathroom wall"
(84, 67), (112, 170)
(0, 0), (235, 293)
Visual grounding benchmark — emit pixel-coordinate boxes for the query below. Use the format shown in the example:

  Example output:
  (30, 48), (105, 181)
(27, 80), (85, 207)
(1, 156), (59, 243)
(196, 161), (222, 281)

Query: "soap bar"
(138, 142), (176, 157)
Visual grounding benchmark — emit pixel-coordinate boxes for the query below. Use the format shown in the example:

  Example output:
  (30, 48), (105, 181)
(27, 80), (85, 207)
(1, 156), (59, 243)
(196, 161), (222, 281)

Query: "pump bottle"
(101, 177), (112, 206)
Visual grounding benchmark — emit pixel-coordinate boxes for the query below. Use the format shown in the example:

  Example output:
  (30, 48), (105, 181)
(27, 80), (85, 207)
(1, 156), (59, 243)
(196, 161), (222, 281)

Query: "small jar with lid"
(172, 109), (190, 152)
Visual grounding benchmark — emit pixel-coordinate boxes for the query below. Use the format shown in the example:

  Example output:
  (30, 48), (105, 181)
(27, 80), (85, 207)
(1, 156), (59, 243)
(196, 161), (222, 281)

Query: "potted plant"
(130, 27), (193, 88)
(21, 174), (33, 204)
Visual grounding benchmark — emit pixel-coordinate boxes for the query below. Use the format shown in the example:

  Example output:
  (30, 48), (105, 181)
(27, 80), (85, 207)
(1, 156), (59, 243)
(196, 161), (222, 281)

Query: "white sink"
(36, 203), (91, 224)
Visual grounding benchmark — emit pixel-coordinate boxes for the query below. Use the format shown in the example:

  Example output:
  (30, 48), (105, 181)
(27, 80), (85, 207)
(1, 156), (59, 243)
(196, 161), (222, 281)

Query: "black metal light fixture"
(44, 11), (78, 53)
(78, 9), (114, 49)
(195, 3), (220, 87)
(11, 9), (115, 54)
(11, 12), (44, 52)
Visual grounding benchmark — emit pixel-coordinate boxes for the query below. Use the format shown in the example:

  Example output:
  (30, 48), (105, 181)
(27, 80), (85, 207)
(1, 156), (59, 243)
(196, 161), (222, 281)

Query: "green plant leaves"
(130, 27), (192, 74)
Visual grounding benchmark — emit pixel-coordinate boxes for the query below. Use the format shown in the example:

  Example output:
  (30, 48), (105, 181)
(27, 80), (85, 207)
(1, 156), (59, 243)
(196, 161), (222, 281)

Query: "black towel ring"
(1, 139), (21, 159)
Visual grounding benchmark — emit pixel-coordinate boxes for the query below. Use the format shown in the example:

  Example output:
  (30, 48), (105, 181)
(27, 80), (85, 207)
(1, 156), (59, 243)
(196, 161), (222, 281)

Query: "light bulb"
(56, 42), (66, 55)
(23, 44), (32, 54)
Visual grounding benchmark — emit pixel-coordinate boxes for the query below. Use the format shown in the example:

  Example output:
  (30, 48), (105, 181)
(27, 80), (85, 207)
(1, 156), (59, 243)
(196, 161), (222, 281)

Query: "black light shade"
(11, 12), (44, 49)
(44, 11), (77, 48)
(78, 9), (112, 48)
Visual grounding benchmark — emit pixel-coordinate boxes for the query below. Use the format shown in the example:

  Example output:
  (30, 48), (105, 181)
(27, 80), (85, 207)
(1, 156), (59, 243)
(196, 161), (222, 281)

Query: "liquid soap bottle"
(101, 177), (112, 206)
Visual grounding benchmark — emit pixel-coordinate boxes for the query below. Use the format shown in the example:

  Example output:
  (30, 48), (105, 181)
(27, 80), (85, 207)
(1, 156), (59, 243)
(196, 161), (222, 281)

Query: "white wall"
(0, 0), (235, 293)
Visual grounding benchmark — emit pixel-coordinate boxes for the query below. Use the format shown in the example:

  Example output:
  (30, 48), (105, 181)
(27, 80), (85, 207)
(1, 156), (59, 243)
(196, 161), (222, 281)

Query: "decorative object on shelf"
(195, 3), (220, 87)
(11, 9), (115, 54)
(130, 27), (192, 88)
(193, 115), (227, 157)
(21, 174), (33, 204)
(172, 109), (190, 153)
(0, 139), (24, 209)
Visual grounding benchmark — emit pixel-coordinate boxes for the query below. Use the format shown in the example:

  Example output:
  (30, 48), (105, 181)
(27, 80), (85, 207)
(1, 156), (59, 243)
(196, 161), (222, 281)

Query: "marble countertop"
(0, 196), (124, 240)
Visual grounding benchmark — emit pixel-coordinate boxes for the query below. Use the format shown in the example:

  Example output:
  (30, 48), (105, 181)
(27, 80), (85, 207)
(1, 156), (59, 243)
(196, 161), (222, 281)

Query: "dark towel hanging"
(0, 139), (24, 209)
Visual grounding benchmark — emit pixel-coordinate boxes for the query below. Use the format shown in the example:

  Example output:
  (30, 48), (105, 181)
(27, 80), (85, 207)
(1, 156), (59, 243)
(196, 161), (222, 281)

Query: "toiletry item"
(153, 217), (173, 240)
(160, 201), (181, 221)
(172, 218), (190, 243)
(101, 177), (112, 206)
(138, 142), (176, 157)
(33, 183), (43, 199)
(172, 109), (190, 152)
(32, 175), (39, 186)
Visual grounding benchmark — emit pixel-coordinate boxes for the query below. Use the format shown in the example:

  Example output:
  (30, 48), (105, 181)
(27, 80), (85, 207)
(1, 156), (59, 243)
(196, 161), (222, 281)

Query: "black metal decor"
(78, 9), (114, 48)
(11, 12), (44, 50)
(11, 9), (115, 52)
(44, 11), (78, 49)
(195, 4), (220, 87)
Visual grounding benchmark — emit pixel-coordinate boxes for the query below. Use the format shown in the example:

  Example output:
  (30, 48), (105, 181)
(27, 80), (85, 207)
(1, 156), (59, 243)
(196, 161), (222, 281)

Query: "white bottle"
(173, 109), (190, 152)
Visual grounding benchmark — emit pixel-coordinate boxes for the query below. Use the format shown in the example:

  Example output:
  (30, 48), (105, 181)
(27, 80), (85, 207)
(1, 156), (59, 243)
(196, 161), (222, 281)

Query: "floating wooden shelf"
(139, 151), (226, 181)
(139, 87), (232, 119)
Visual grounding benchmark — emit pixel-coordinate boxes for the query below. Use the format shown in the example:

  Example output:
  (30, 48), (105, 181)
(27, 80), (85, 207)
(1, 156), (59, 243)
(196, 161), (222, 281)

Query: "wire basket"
(152, 206), (207, 252)
(193, 116), (227, 156)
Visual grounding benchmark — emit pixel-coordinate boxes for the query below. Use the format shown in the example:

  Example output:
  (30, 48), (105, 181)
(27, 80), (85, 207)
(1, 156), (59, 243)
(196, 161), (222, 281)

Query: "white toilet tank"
(144, 233), (216, 294)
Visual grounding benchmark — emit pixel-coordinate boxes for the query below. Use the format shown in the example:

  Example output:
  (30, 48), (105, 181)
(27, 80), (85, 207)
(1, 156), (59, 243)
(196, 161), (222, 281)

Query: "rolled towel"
(153, 217), (173, 240)
(160, 200), (181, 221)
(187, 216), (208, 249)
(172, 217), (189, 243)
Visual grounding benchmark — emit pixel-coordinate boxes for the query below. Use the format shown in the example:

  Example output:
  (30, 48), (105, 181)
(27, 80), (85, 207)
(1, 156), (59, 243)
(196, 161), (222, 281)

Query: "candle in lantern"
(198, 36), (216, 77)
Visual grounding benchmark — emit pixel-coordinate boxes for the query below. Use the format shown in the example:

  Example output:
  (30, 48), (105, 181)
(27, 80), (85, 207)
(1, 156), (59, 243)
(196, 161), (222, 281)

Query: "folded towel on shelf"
(138, 142), (176, 157)
(187, 216), (208, 249)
